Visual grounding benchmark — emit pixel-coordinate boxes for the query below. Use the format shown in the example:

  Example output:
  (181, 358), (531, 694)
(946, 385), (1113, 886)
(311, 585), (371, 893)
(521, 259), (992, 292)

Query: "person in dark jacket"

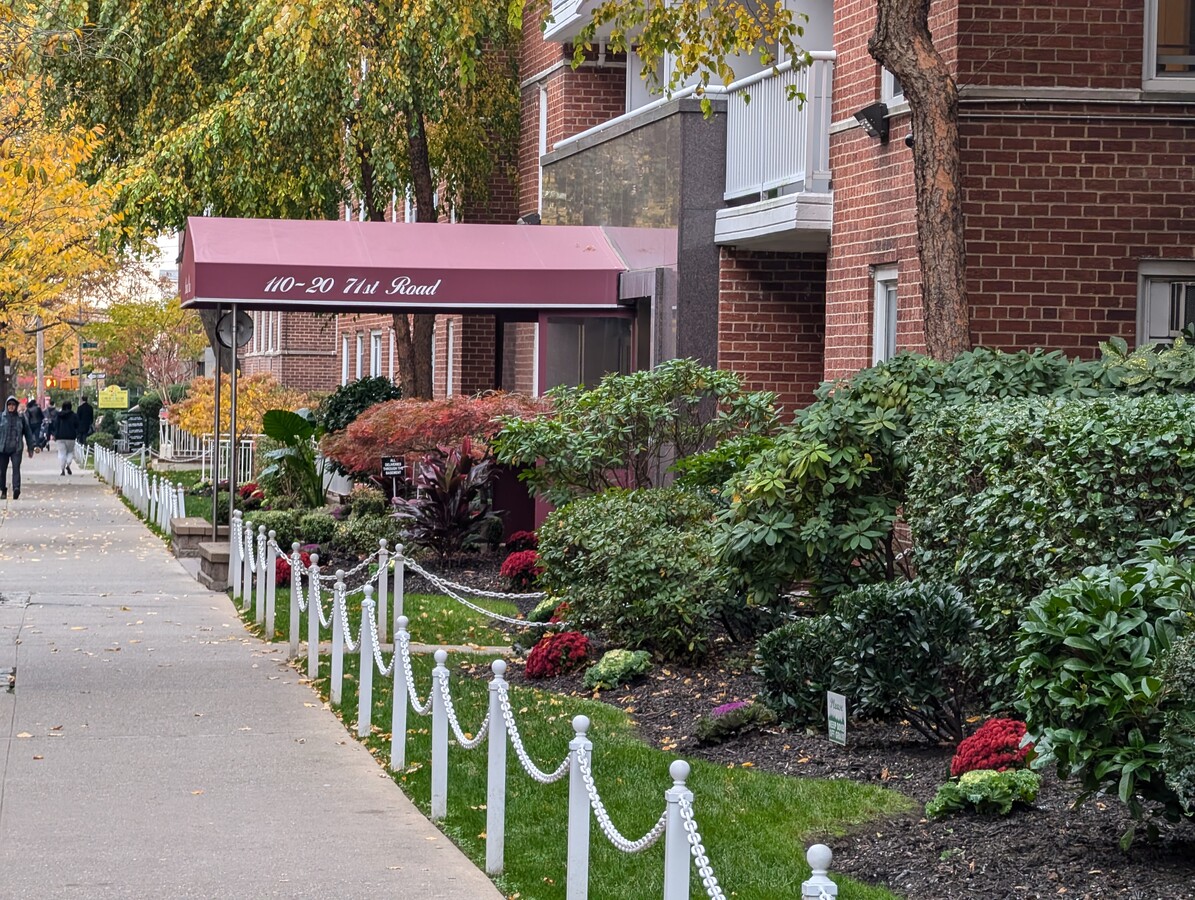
(76, 397), (94, 442)
(24, 398), (44, 450)
(0, 396), (36, 499)
(51, 400), (80, 476)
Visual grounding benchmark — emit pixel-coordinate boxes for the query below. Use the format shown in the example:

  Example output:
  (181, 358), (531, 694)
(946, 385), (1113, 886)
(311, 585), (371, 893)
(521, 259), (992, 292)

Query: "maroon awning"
(179, 217), (675, 313)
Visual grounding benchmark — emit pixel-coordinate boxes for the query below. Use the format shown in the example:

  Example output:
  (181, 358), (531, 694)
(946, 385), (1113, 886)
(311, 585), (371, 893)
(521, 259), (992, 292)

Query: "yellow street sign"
(98, 385), (129, 409)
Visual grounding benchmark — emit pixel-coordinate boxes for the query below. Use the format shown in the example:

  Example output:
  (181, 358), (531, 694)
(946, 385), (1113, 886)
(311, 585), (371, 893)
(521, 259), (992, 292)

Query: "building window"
(1139, 261), (1195, 344)
(881, 68), (904, 105)
(1146, 0), (1195, 89)
(370, 330), (383, 378)
(341, 335), (350, 385)
(538, 85), (548, 212)
(872, 266), (898, 364)
(355, 332), (364, 379)
(388, 328), (396, 381)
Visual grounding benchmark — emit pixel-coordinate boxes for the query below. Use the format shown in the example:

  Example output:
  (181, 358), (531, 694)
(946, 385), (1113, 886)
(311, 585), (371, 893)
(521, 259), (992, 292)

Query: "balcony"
(715, 53), (834, 252)
(544, 0), (602, 43)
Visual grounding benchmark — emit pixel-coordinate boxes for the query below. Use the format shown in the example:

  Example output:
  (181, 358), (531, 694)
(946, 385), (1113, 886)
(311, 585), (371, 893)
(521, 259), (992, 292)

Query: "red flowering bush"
(525, 631), (590, 679)
(506, 530), (538, 552)
(549, 601), (571, 624)
(275, 551), (312, 588)
(951, 718), (1032, 777)
(500, 550), (543, 590)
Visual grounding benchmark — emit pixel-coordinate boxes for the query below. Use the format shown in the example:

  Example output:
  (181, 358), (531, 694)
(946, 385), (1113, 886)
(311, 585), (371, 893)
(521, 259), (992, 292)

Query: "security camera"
(904, 131), (915, 149)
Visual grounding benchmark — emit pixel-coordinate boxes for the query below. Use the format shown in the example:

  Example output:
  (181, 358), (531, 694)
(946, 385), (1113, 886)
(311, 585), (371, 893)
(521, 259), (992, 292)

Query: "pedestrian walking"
(76, 396), (95, 443)
(42, 402), (57, 448)
(0, 396), (37, 500)
(50, 400), (81, 475)
(24, 398), (45, 450)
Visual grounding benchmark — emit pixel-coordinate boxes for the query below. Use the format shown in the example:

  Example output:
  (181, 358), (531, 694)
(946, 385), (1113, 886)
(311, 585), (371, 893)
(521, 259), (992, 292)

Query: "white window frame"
(355, 332), (364, 379)
(881, 68), (905, 106)
(1145, 0), (1195, 91)
(1138, 260), (1195, 344)
(341, 335), (350, 386)
(370, 330), (383, 378)
(872, 266), (898, 365)
(538, 85), (549, 212)
(388, 328), (396, 382)
(274, 311), (283, 352)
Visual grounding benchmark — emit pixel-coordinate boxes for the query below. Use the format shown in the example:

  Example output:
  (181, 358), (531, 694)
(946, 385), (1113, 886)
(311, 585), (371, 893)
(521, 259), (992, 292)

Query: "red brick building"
(249, 0), (1195, 417)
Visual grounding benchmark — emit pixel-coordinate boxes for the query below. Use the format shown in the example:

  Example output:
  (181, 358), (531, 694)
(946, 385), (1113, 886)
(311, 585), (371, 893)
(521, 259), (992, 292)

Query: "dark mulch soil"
(396, 559), (1195, 898)
(505, 644), (1195, 900)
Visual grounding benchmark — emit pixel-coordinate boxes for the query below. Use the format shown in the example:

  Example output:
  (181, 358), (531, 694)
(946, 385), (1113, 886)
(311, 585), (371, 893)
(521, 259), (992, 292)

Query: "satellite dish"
(215, 310), (254, 348)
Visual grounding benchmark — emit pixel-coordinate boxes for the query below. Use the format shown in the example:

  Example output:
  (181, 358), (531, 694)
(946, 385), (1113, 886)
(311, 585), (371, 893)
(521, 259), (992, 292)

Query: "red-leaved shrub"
(500, 550), (543, 590)
(549, 601), (571, 624)
(275, 551), (312, 588)
(525, 631), (590, 679)
(506, 530), (538, 552)
(951, 718), (1032, 777)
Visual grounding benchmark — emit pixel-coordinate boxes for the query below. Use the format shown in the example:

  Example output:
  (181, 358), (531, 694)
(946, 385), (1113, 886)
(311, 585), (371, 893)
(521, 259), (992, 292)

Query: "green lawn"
(228, 588), (910, 899)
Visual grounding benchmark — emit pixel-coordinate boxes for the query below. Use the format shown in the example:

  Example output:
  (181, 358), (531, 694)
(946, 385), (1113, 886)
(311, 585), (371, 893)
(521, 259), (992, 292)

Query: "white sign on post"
(827, 691), (847, 746)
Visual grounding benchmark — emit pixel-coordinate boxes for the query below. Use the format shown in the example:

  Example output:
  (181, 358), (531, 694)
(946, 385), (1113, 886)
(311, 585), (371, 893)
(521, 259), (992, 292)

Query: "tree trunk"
(406, 104), (438, 399)
(0, 346), (10, 401)
(869, 0), (972, 360)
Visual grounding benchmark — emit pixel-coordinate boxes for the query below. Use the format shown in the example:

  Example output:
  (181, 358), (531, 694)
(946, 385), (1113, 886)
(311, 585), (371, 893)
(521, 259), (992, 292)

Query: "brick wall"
(241, 312), (338, 393)
(518, 4), (627, 218)
(431, 315), (498, 398)
(718, 248), (828, 415)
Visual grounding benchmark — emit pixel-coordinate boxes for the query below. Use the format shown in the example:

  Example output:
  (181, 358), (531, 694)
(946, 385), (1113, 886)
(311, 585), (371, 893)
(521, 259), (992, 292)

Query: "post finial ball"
(491, 659), (507, 677)
(397, 615), (409, 630)
(807, 843), (833, 872)
(572, 715), (590, 735)
(434, 649), (448, 665)
(669, 759), (691, 784)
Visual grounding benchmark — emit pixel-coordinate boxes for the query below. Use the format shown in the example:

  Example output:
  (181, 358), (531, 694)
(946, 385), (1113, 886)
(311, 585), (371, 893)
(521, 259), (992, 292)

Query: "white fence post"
(376, 539), (389, 644)
(230, 511), (243, 601)
(662, 761), (693, 900)
(307, 556), (321, 680)
(567, 715), (592, 900)
(486, 660), (508, 875)
(289, 542), (302, 660)
(393, 542), (405, 622)
(802, 845), (838, 899)
(265, 530), (278, 637)
(390, 615), (410, 771)
(241, 520), (254, 611)
(331, 574), (346, 707)
(254, 525), (267, 624)
(430, 648), (449, 821)
(358, 587), (375, 738)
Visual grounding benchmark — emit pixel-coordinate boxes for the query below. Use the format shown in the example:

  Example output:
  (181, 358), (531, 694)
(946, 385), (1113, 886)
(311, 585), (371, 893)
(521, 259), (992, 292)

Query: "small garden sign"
(827, 691), (847, 746)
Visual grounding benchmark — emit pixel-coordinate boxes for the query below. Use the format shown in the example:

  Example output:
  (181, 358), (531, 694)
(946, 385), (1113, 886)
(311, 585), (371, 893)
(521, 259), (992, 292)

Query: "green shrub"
(693, 701), (778, 746)
(1100, 332), (1195, 394)
(537, 487), (723, 662)
(755, 616), (838, 726)
(318, 376), (403, 434)
(89, 432), (115, 449)
(756, 582), (980, 742)
(392, 440), (501, 557)
(297, 510), (337, 546)
(347, 484), (389, 517)
(332, 514), (395, 558)
(1014, 536), (1195, 833)
(492, 358), (779, 507)
(243, 509), (301, 549)
(583, 649), (652, 691)
(1159, 634), (1195, 814)
(925, 769), (1041, 819)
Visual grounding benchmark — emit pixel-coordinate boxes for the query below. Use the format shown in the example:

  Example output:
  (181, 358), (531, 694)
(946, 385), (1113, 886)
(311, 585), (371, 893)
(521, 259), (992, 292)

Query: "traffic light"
(45, 377), (56, 388)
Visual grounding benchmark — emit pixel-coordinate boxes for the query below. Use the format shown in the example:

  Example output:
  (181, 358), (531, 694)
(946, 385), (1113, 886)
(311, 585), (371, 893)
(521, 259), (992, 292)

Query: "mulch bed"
(393, 557), (1195, 898)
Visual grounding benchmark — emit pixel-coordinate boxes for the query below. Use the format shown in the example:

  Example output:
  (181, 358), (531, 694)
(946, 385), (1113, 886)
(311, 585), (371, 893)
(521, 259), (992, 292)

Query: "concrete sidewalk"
(0, 450), (502, 899)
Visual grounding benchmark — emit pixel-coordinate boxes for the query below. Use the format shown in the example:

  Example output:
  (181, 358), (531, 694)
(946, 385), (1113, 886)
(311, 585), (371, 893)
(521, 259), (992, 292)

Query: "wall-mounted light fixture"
(854, 102), (890, 143)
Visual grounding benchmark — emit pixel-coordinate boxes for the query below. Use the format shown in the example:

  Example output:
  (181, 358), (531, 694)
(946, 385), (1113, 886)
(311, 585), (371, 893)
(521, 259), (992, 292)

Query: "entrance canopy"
(179, 217), (676, 314)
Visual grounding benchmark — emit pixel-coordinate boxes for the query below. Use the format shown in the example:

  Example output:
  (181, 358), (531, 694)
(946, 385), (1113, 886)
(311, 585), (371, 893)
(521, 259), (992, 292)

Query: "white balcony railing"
(723, 53), (834, 202)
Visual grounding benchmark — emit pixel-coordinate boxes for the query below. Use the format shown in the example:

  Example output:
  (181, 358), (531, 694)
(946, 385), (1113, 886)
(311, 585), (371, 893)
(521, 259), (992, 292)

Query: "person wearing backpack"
(50, 400), (81, 475)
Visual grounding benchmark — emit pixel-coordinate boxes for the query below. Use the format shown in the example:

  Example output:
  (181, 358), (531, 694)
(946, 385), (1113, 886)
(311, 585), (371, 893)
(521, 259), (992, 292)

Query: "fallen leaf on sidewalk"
(16, 732), (31, 738)
(191, 790), (204, 795)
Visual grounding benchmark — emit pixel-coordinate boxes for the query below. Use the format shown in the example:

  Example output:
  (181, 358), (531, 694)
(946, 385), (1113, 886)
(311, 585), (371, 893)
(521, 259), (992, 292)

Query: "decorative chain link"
(257, 531), (267, 571)
(309, 572), (331, 628)
(319, 550), (380, 582)
(243, 527), (257, 574)
(397, 634), (432, 716)
(679, 796), (727, 900)
(336, 584), (361, 653)
(403, 559), (553, 628)
(576, 751), (668, 853)
(366, 602), (397, 677)
(403, 559), (546, 601)
(496, 684), (570, 783)
(436, 670), (490, 749)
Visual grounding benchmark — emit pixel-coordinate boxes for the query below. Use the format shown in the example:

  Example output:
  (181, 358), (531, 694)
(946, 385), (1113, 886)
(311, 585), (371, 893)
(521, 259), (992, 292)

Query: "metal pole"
(35, 315), (44, 406)
(211, 306), (223, 541)
(227, 305), (239, 528)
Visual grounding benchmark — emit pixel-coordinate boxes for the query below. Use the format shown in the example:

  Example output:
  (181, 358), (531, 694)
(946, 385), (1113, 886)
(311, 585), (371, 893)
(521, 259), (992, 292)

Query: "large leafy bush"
(756, 581), (980, 742)
(258, 408), (328, 509)
(908, 394), (1195, 631)
(170, 373), (311, 435)
(536, 487), (723, 662)
(492, 359), (779, 507)
(1159, 634), (1195, 813)
(1014, 535), (1195, 834)
(318, 376), (402, 434)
